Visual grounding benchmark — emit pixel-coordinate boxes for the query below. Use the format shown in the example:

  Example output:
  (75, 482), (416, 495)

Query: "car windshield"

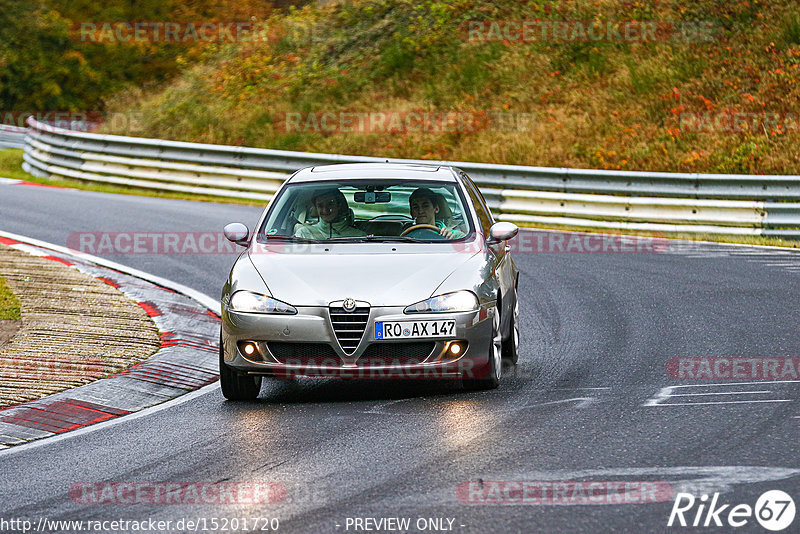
(258, 179), (474, 242)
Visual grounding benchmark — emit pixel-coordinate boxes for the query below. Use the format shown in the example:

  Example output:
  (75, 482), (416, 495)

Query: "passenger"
(409, 187), (465, 239)
(295, 188), (366, 239)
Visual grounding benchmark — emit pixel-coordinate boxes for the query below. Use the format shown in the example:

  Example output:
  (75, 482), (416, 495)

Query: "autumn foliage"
(7, 0), (800, 174)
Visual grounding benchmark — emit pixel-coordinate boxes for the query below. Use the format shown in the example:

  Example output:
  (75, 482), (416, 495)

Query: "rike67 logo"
(668, 490), (795, 531)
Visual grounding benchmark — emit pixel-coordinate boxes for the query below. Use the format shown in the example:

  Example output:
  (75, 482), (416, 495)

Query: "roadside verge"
(0, 243), (160, 406)
(0, 231), (220, 449)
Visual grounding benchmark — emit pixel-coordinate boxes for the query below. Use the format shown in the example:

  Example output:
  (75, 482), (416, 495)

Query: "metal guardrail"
(0, 125), (28, 149)
(20, 117), (800, 238)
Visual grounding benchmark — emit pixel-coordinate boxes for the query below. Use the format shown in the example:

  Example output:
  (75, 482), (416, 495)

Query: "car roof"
(287, 163), (458, 183)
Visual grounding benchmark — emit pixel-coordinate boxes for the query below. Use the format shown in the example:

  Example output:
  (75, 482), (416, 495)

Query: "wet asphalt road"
(0, 183), (798, 533)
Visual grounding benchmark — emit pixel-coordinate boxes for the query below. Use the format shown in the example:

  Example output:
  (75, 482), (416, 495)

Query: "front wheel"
(502, 295), (519, 365)
(219, 335), (262, 400)
(462, 308), (501, 391)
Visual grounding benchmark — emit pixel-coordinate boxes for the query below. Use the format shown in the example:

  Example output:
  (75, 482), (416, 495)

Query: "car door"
(459, 171), (516, 327)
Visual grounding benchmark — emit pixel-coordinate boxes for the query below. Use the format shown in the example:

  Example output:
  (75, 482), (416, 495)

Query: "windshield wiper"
(324, 235), (423, 243)
(259, 234), (318, 244)
(363, 235), (424, 242)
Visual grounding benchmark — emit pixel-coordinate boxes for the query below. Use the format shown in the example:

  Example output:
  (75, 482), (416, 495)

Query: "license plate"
(375, 320), (456, 340)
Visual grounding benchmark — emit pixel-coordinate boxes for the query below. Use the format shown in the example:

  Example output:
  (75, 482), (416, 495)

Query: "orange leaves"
(683, 150), (708, 165)
(665, 127), (681, 140)
(61, 50), (87, 65)
(697, 95), (714, 111)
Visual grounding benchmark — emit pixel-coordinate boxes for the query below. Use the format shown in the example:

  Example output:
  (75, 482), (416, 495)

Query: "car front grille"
(266, 341), (437, 368)
(357, 342), (436, 366)
(267, 342), (340, 366)
(329, 306), (369, 354)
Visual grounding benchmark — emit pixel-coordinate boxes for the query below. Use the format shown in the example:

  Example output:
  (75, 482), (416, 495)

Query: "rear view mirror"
(223, 222), (250, 246)
(488, 222), (519, 243)
(354, 191), (391, 204)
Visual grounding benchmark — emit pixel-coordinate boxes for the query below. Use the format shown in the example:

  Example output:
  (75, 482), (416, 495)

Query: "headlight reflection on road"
(434, 400), (497, 450)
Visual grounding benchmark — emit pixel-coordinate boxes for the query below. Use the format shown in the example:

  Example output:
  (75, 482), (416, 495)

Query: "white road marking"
(524, 397), (595, 409)
(362, 398), (419, 415)
(644, 381), (800, 406)
(659, 236), (800, 274)
(551, 387), (611, 390)
(0, 177), (21, 185)
(0, 382), (220, 457)
(668, 390), (773, 397)
(654, 400), (792, 406)
(8, 243), (48, 256)
(671, 379), (800, 387)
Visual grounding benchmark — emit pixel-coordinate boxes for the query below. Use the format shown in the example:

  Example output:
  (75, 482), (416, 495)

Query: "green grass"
(780, 13), (800, 46)
(0, 274), (21, 321)
(0, 150), (31, 181)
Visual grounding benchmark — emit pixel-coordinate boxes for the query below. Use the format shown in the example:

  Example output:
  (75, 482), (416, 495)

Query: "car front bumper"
(221, 304), (495, 379)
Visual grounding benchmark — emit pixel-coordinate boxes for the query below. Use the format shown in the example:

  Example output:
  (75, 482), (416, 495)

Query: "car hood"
(248, 246), (480, 307)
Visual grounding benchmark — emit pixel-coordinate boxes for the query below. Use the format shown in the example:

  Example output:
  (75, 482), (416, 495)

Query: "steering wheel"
(400, 224), (441, 237)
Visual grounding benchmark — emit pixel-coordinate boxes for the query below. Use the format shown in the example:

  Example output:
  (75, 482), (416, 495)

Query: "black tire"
(219, 335), (262, 401)
(502, 294), (519, 365)
(462, 307), (501, 391)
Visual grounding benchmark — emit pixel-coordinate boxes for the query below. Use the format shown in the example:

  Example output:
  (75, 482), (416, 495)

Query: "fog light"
(449, 343), (463, 355)
(243, 342), (257, 356)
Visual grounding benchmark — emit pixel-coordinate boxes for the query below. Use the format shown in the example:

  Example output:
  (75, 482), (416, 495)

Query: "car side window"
(460, 172), (493, 235)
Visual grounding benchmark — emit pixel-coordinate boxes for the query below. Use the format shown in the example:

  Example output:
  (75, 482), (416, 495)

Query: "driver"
(409, 187), (465, 239)
(295, 188), (366, 239)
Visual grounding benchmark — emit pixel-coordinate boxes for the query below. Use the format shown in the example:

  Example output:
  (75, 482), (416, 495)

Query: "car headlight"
(230, 291), (297, 314)
(404, 291), (479, 314)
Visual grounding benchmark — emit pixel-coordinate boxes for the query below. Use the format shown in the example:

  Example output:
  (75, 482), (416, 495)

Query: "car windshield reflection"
(258, 180), (473, 243)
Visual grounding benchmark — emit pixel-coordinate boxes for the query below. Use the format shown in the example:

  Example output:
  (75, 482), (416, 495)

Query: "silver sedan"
(220, 163), (519, 399)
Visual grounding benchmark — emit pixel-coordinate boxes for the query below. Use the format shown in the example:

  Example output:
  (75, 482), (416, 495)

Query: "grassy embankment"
(106, 0), (800, 175)
(5, 1), (800, 247)
(0, 275), (20, 321)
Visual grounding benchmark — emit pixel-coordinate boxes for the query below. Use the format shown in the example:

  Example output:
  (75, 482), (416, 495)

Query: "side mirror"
(488, 222), (519, 243)
(223, 223), (250, 246)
